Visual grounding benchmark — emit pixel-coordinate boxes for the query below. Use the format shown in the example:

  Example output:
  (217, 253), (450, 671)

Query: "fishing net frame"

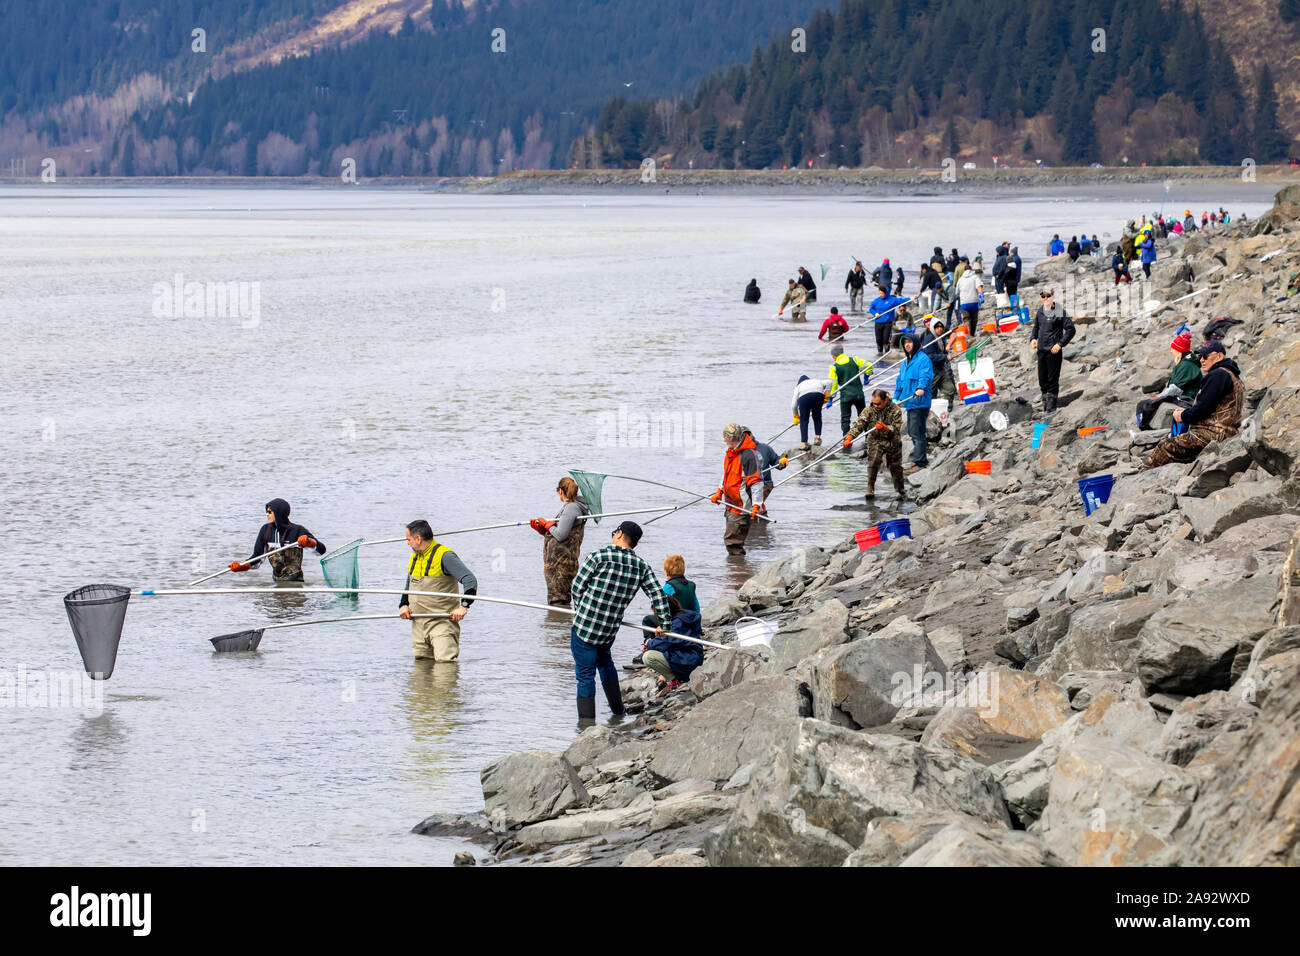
(320, 538), (363, 594)
(63, 584), (131, 679)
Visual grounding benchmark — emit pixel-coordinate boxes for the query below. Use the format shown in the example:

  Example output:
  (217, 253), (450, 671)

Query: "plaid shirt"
(571, 545), (671, 646)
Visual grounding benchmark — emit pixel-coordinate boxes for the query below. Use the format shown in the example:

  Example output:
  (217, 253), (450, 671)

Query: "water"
(0, 182), (1275, 864)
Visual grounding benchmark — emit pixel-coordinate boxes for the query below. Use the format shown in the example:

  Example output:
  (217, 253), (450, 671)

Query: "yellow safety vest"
(408, 542), (451, 578)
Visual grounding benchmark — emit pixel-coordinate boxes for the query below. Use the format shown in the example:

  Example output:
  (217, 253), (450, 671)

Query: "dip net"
(64, 584), (131, 679)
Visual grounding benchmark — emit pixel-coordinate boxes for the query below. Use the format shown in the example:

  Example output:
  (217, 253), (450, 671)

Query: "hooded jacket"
(1182, 357), (1243, 427)
(721, 432), (763, 507)
(744, 280), (761, 303)
(845, 266), (868, 290)
(252, 498), (326, 561)
(869, 292), (909, 324)
(792, 374), (832, 414)
(645, 609), (704, 678)
(918, 328), (951, 376)
(871, 261), (893, 290)
(992, 245), (1008, 277)
(893, 336), (934, 411)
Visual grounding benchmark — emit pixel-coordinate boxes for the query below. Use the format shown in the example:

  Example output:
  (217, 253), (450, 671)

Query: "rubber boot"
(602, 681), (624, 716)
(577, 697), (596, 720)
(865, 462), (879, 499)
(1043, 392), (1056, 413)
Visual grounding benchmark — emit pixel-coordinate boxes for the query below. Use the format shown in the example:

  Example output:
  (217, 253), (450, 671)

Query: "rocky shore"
(417, 185), (1300, 867)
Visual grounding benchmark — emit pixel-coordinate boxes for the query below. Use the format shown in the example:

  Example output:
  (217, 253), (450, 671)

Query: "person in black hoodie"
(797, 267), (817, 303)
(1029, 289), (1075, 413)
(893, 265), (905, 296)
(945, 249), (960, 273)
(232, 498), (327, 581)
(743, 278), (761, 303)
(1141, 341), (1245, 471)
(991, 243), (1008, 294)
(1067, 236), (1082, 261)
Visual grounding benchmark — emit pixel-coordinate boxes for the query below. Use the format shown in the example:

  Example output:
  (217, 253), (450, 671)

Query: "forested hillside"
(584, 0), (1295, 170)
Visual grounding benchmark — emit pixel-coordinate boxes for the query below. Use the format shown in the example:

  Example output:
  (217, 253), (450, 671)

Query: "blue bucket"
(1078, 474), (1115, 515)
(1170, 419), (1187, 437)
(877, 518), (912, 541)
(1032, 422), (1049, 448)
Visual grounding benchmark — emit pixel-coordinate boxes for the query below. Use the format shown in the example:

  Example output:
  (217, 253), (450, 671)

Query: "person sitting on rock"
(1141, 340), (1244, 471)
(639, 595), (704, 693)
(1160, 329), (1203, 400)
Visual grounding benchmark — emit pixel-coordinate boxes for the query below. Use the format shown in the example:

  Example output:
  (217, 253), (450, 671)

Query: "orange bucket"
(950, 330), (968, 353)
(1078, 426), (1108, 437)
(965, 460), (992, 475)
(981, 321), (998, 333)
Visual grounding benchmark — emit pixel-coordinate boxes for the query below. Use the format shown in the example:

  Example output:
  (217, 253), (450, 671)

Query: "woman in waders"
(398, 519), (478, 663)
(232, 498), (327, 582)
(530, 476), (590, 607)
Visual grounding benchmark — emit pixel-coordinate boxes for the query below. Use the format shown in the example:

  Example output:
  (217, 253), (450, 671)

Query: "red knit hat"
(1171, 330), (1192, 354)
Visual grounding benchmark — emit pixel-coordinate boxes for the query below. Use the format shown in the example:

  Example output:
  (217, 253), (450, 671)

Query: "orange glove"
(296, 534), (316, 548)
(529, 518), (545, 534)
(875, 421), (888, 432)
(778, 457), (788, 467)
(749, 505), (761, 519)
(229, 561), (250, 572)
(540, 519), (556, 533)
(842, 436), (853, 449)
(709, 490), (723, 504)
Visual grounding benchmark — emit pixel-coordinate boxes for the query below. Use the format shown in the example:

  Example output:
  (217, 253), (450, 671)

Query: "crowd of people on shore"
(218, 207), (1251, 722)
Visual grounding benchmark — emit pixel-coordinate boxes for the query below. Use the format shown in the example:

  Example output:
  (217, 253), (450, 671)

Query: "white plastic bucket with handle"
(735, 616), (778, 647)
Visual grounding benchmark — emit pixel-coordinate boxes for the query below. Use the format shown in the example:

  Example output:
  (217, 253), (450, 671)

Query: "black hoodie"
(1182, 357), (1242, 426)
(252, 498), (326, 561)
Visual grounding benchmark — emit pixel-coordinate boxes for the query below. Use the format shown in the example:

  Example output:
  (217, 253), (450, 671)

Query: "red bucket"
(965, 460), (992, 475)
(855, 527), (882, 551)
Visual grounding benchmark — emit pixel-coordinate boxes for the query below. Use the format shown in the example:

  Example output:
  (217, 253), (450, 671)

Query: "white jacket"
(956, 271), (983, 307)
(792, 378), (832, 414)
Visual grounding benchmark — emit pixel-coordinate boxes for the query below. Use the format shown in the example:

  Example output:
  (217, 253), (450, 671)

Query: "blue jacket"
(870, 293), (909, 324)
(893, 339), (934, 411)
(1050, 239), (1065, 256)
(645, 610), (704, 679)
(1140, 237), (1156, 264)
(754, 440), (781, 483)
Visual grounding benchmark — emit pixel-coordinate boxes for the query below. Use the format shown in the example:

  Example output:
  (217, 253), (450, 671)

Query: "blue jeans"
(906, 407), (929, 466)
(571, 627), (617, 698)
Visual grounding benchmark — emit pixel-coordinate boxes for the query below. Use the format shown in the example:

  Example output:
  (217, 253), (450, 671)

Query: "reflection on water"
(70, 709), (126, 771)
(403, 663), (463, 778)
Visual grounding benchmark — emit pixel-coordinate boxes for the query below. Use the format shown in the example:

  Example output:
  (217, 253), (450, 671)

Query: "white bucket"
(735, 616), (778, 647)
(932, 398), (950, 424)
(995, 292), (1011, 308)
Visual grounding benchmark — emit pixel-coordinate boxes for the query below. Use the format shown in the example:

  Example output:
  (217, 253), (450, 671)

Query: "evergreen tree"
(1280, 0), (1300, 23)
(943, 117), (960, 157)
(1252, 64), (1293, 162)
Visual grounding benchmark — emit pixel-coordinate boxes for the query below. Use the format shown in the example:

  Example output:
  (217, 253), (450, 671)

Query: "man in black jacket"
(743, 278), (761, 303)
(231, 498), (328, 582)
(797, 267), (817, 302)
(1029, 288), (1075, 412)
(991, 244), (1008, 294)
(844, 262), (868, 313)
(1067, 236), (1082, 261)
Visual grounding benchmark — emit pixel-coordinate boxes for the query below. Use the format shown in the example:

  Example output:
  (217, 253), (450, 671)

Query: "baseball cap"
(1195, 340), (1226, 357)
(613, 521), (643, 547)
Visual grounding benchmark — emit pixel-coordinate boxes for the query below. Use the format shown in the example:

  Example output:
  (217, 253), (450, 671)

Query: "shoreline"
(1, 166), (1296, 196)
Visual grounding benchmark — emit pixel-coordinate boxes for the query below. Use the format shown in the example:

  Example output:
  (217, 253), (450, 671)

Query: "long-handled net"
(63, 584), (131, 679)
(319, 537), (363, 594)
(210, 612), (447, 652)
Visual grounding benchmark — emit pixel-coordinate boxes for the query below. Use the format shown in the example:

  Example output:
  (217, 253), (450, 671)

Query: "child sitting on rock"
(641, 596), (704, 692)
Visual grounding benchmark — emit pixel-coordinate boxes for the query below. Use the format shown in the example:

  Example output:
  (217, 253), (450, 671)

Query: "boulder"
(921, 667), (1072, 761)
(701, 596), (747, 627)
(1244, 385), (1300, 478)
(647, 790), (738, 831)
(918, 569), (1001, 619)
(927, 625), (966, 670)
(481, 751), (590, 829)
(842, 813), (968, 867)
(649, 675), (808, 783)
(1037, 594), (1170, 681)
(766, 598), (850, 672)
(706, 719), (1011, 866)
(995, 688), (1163, 825)
(1176, 476), (1288, 541)
(688, 646), (767, 700)
(1134, 576), (1277, 694)
(562, 726), (631, 770)
(513, 792), (654, 846)
(1065, 552), (1129, 602)
(1166, 652), (1300, 865)
(1038, 740), (1200, 866)
(1154, 691), (1258, 766)
(1277, 526), (1300, 627)
(1181, 436), (1255, 497)
(900, 821), (1064, 866)
(797, 616), (945, 728)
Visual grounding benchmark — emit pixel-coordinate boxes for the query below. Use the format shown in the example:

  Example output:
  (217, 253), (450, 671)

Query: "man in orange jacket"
(709, 423), (765, 555)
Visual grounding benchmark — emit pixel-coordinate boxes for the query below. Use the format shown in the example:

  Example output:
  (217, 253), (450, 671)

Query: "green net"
(320, 538), (363, 594)
(568, 470), (606, 522)
(819, 264), (829, 280)
(965, 337), (992, 374)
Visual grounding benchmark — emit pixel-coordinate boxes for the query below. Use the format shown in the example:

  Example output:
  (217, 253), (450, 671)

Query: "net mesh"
(320, 538), (363, 593)
(568, 471), (606, 521)
(210, 629), (264, 652)
(63, 584), (130, 679)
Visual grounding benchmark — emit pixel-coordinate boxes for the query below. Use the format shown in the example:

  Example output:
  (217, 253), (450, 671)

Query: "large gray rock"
(995, 687), (1163, 826)
(1176, 476), (1288, 541)
(766, 598), (850, 672)
(1134, 576), (1277, 695)
(1037, 594), (1170, 681)
(706, 719), (1011, 866)
(1244, 384), (1300, 479)
(481, 751), (590, 829)
(740, 547), (830, 598)
(1181, 436), (1255, 496)
(513, 792), (654, 846)
(1038, 739), (1200, 866)
(563, 726), (630, 770)
(688, 646), (767, 700)
(701, 596), (747, 627)
(921, 667), (1072, 761)
(900, 821), (1064, 866)
(649, 675), (808, 783)
(842, 813), (968, 867)
(1154, 691), (1258, 766)
(797, 616), (945, 728)
(917, 569), (1001, 619)
(1167, 651), (1300, 865)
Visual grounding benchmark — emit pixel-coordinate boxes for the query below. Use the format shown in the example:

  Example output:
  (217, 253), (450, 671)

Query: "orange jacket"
(721, 433), (762, 506)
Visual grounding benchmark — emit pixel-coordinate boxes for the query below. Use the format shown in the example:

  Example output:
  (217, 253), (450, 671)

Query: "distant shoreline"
(1, 166), (1297, 196)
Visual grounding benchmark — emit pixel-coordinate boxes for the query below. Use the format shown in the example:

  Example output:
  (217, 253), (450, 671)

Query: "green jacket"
(1170, 354), (1202, 399)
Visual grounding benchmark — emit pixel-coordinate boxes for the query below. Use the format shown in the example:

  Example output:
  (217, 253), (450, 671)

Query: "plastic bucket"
(1032, 423), (1049, 448)
(965, 460), (992, 475)
(1078, 426), (1108, 437)
(1171, 419), (1188, 437)
(877, 518), (912, 541)
(855, 527), (882, 551)
(735, 616), (778, 647)
(1078, 474), (1116, 515)
(995, 292), (1011, 308)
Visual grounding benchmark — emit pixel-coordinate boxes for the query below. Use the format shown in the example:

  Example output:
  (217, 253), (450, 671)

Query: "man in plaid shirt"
(570, 520), (672, 721)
